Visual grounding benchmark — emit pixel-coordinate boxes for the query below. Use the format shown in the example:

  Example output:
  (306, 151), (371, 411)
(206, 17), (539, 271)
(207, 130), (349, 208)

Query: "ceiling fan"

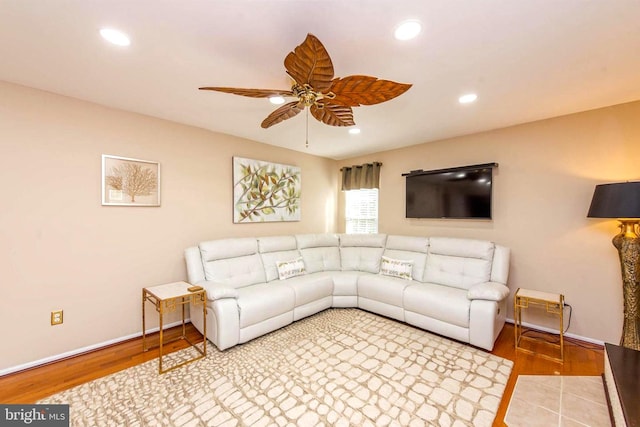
(199, 34), (412, 132)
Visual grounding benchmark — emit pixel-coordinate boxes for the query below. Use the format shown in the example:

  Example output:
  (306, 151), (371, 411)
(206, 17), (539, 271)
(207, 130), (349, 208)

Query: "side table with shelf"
(514, 287), (565, 363)
(142, 281), (207, 374)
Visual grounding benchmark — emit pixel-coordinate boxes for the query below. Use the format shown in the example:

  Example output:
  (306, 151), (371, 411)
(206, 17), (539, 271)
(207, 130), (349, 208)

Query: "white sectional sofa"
(184, 234), (510, 352)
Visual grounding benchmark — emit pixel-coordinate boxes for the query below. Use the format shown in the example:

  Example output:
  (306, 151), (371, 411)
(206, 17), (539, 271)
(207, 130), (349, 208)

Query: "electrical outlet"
(51, 310), (63, 325)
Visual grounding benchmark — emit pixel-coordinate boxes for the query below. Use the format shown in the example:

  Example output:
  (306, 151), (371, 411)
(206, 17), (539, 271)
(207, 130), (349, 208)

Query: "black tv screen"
(405, 166), (493, 219)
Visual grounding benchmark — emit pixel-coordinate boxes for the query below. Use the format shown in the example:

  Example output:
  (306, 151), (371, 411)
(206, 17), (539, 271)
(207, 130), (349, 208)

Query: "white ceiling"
(1, 1), (639, 160)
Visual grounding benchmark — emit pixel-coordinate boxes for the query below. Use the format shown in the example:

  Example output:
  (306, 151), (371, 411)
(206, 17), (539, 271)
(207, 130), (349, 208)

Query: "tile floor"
(504, 375), (611, 427)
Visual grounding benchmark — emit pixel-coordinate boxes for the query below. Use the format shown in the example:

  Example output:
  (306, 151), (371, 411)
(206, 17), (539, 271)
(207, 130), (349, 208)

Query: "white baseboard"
(505, 317), (605, 346)
(2, 318), (603, 377)
(0, 320), (190, 377)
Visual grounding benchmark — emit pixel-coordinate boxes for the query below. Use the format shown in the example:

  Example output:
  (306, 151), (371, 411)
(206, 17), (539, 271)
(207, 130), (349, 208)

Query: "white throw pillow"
(380, 256), (413, 280)
(276, 257), (306, 280)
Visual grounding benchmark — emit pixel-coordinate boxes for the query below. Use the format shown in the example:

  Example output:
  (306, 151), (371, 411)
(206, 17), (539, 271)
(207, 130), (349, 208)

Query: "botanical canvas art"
(233, 157), (300, 223)
(102, 155), (160, 206)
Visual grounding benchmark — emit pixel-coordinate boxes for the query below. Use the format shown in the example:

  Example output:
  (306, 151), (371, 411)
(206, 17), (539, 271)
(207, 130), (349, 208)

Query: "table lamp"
(587, 181), (640, 350)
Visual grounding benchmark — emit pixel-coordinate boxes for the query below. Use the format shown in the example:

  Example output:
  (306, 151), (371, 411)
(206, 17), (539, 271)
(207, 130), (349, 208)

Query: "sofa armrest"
(467, 282), (509, 302)
(196, 281), (239, 300)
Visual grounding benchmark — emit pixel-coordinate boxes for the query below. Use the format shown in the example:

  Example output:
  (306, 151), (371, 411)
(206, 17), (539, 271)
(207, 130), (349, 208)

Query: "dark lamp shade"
(587, 182), (640, 219)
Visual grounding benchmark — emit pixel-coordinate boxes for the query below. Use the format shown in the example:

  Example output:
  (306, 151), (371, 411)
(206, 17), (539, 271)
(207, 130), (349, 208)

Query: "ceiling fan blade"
(326, 75), (412, 106)
(310, 102), (355, 127)
(284, 34), (334, 92)
(261, 101), (304, 128)
(199, 87), (294, 98)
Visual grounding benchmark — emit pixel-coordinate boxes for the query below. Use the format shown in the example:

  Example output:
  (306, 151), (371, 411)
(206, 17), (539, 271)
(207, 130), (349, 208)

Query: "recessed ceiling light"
(269, 96), (285, 105)
(348, 128), (361, 135)
(99, 28), (131, 46)
(459, 93), (478, 104)
(394, 20), (422, 41)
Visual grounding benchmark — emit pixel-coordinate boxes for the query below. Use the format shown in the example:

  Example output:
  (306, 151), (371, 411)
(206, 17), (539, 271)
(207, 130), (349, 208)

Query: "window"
(345, 189), (378, 234)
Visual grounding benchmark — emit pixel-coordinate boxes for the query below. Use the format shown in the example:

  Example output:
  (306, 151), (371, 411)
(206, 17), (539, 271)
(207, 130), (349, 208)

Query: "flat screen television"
(405, 164), (495, 219)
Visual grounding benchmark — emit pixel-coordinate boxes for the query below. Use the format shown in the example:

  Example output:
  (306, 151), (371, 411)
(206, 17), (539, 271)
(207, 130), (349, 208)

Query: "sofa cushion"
(383, 235), (429, 281)
(296, 233), (339, 249)
(424, 237), (495, 290)
(404, 283), (471, 328)
(299, 247), (341, 273)
(467, 281), (510, 301)
(258, 236), (301, 282)
(329, 271), (361, 296)
(202, 253), (266, 288)
(296, 234), (341, 273)
(258, 235), (297, 253)
(339, 233), (387, 248)
(200, 237), (258, 261)
(358, 274), (413, 307)
(491, 245), (511, 284)
(236, 283), (295, 328)
(338, 233), (386, 273)
(260, 249), (301, 282)
(428, 237), (495, 260)
(385, 235), (429, 253)
(380, 256), (413, 280)
(276, 257), (306, 280)
(277, 273), (334, 307)
(199, 238), (266, 288)
(340, 247), (384, 273)
(198, 282), (239, 301)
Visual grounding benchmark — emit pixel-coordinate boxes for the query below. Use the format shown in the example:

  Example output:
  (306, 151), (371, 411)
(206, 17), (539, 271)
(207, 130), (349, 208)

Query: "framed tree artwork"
(102, 155), (160, 206)
(233, 157), (301, 223)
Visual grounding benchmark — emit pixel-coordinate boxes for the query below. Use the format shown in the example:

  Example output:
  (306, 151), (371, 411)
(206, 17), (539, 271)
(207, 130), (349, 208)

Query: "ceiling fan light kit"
(199, 34), (412, 135)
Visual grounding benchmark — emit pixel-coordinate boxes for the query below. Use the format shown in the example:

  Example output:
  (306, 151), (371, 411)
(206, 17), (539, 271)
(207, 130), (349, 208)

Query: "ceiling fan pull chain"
(305, 108), (309, 148)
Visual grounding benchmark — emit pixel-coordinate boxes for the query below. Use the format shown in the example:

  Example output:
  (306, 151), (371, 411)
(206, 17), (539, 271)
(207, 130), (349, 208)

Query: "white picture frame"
(233, 157), (301, 223)
(102, 155), (160, 206)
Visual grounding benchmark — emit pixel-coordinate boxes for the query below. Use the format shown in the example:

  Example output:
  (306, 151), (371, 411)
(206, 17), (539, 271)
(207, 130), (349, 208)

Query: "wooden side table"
(142, 281), (207, 374)
(514, 287), (564, 363)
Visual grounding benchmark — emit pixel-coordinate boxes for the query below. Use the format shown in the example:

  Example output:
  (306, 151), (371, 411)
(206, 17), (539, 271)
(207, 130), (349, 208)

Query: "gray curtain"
(341, 162), (382, 191)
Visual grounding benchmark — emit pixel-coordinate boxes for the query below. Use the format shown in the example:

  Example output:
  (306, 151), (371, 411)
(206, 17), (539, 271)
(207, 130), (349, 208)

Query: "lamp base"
(612, 220), (640, 351)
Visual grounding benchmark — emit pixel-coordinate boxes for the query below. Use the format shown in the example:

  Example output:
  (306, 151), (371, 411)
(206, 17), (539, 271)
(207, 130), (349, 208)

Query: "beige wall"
(2, 77), (638, 372)
(338, 101), (640, 344)
(0, 81), (338, 371)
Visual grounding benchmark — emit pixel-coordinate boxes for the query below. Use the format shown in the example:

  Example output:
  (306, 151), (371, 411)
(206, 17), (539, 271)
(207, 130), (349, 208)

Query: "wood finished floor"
(0, 322), (604, 427)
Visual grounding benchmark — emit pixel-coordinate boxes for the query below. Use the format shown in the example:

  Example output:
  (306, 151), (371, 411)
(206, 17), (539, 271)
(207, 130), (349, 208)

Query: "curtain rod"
(401, 162), (497, 177)
(339, 162), (383, 172)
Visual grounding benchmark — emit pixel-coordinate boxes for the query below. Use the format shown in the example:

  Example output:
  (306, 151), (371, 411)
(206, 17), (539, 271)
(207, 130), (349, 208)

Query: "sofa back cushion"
(339, 233), (387, 273)
(296, 234), (341, 273)
(199, 238), (266, 288)
(258, 236), (302, 282)
(424, 237), (495, 290)
(383, 235), (429, 281)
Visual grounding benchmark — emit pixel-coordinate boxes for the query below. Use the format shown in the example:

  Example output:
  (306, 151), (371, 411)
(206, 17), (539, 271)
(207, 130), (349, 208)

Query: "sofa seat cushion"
(329, 271), (361, 296)
(277, 273), (334, 307)
(357, 274), (413, 307)
(236, 283), (295, 328)
(404, 283), (471, 328)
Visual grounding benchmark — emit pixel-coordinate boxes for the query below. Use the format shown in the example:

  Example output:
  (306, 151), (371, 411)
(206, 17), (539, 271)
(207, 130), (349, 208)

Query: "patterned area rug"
(40, 309), (513, 426)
